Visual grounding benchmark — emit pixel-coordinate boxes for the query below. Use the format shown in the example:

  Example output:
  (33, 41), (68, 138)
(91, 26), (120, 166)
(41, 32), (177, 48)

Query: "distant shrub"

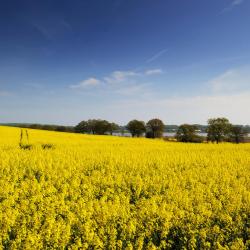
(190, 135), (204, 143)
(19, 143), (33, 150)
(176, 124), (203, 143)
(163, 137), (177, 142)
(41, 144), (54, 150)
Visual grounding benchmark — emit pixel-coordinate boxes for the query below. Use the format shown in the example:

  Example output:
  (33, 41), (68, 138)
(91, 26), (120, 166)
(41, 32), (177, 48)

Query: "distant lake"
(113, 132), (208, 137)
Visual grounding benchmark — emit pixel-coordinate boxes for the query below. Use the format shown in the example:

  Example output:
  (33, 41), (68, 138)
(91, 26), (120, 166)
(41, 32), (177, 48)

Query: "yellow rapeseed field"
(0, 126), (250, 249)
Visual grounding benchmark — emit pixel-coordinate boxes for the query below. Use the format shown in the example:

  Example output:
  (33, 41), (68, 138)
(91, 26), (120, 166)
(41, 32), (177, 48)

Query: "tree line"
(8, 118), (249, 144)
(176, 118), (248, 144)
(8, 123), (75, 133)
(74, 117), (249, 143)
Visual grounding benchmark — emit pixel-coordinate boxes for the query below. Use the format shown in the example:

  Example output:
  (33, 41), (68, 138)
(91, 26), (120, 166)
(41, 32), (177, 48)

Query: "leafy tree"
(74, 121), (91, 133)
(89, 119), (110, 135)
(86, 119), (97, 134)
(108, 122), (120, 135)
(176, 124), (203, 143)
(207, 117), (232, 143)
(230, 125), (248, 143)
(126, 120), (146, 137)
(75, 119), (118, 135)
(146, 118), (164, 138)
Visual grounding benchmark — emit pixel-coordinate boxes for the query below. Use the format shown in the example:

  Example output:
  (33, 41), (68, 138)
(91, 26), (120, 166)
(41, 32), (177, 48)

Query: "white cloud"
(104, 70), (138, 84)
(71, 68), (163, 91)
(209, 66), (250, 94)
(145, 69), (163, 75)
(232, 0), (244, 6)
(69, 69), (156, 97)
(114, 83), (150, 96)
(108, 66), (250, 124)
(70, 77), (101, 89)
(220, 0), (245, 13)
(5, 66), (250, 125)
(111, 91), (250, 125)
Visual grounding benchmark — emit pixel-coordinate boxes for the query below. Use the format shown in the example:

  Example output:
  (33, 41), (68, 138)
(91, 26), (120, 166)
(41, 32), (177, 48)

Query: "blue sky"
(0, 0), (250, 125)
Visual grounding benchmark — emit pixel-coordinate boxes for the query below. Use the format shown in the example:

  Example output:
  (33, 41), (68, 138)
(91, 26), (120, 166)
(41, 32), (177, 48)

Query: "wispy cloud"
(32, 23), (52, 40)
(103, 69), (163, 83)
(70, 68), (163, 96)
(146, 49), (168, 63)
(32, 18), (72, 40)
(145, 69), (163, 75)
(103, 70), (159, 95)
(60, 20), (72, 31)
(232, 0), (244, 6)
(220, 0), (245, 13)
(114, 83), (150, 96)
(209, 66), (250, 94)
(70, 78), (101, 89)
(104, 71), (138, 84)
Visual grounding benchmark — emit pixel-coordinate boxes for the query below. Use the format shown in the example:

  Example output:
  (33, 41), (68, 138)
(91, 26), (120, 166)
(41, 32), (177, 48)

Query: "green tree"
(74, 121), (90, 133)
(76, 119), (117, 135)
(108, 122), (120, 135)
(176, 124), (203, 143)
(89, 119), (110, 135)
(230, 125), (248, 144)
(146, 118), (165, 138)
(126, 120), (146, 137)
(207, 117), (232, 144)
(86, 119), (97, 134)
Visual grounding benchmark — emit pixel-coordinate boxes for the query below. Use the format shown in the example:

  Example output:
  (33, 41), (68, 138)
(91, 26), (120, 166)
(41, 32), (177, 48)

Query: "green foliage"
(207, 117), (232, 143)
(146, 119), (165, 138)
(127, 120), (146, 137)
(176, 124), (203, 143)
(75, 119), (119, 135)
(75, 120), (91, 133)
(28, 124), (74, 132)
(108, 122), (120, 135)
(230, 125), (248, 144)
